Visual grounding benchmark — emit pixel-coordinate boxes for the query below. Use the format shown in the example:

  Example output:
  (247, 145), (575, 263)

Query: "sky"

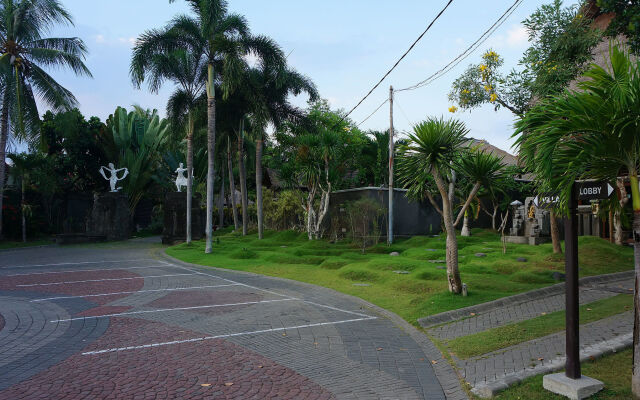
(42, 0), (582, 154)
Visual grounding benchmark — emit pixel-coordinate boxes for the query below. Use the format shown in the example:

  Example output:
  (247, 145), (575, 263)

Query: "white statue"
(175, 163), (189, 192)
(99, 163), (128, 192)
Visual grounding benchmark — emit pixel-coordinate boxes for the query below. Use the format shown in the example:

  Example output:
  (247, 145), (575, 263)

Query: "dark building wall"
(329, 187), (442, 238)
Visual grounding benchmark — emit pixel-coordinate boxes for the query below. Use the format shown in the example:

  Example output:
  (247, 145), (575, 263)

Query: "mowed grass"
(0, 239), (53, 250)
(489, 349), (632, 400)
(166, 228), (633, 325)
(446, 294), (633, 359)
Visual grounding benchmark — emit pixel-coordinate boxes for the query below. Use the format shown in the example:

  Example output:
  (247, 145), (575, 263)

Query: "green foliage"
(515, 45), (640, 211)
(598, 0), (640, 54)
(261, 188), (304, 231)
(345, 197), (387, 253)
(104, 106), (170, 211)
(449, 0), (601, 114)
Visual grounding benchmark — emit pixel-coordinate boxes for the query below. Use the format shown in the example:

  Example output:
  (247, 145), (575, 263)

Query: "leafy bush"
(346, 198), (387, 253)
(262, 189), (304, 231)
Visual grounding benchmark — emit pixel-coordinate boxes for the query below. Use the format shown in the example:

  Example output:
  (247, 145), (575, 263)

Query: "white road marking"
(7, 265), (175, 277)
(30, 283), (242, 302)
(164, 261), (292, 299)
(3, 259), (159, 269)
(16, 273), (196, 287)
(302, 300), (372, 318)
(81, 316), (377, 355)
(51, 298), (296, 322)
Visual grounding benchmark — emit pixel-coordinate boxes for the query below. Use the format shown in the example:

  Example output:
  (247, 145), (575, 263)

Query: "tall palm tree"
(131, 43), (207, 244)
(398, 118), (504, 294)
(141, 0), (283, 252)
(7, 152), (40, 242)
(245, 63), (317, 239)
(0, 0), (91, 239)
(515, 44), (640, 396)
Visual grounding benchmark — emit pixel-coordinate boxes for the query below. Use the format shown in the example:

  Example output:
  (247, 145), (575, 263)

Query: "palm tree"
(7, 153), (41, 242)
(515, 44), (640, 396)
(131, 44), (207, 244)
(398, 118), (504, 294)
(245, 63), (317, 239)
(0, 0), (91, 239)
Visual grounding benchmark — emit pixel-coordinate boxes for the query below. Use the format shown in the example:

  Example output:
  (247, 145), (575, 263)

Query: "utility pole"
(388, 86), (394, 245)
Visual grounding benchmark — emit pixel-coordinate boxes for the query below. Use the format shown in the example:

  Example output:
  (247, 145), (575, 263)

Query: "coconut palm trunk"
(0, 101), (8, 240)
(630, 173), (640, 397)
(237, 121), (248, 236)
(550, 210), (562, 253)
(256, 135), (264, 239)
(20, 175), (26, 242)
(227, 140), (239, 230)
(186, 111), (194, 244)
(205, 63), (216, 253)
(218, 159), (225, 228)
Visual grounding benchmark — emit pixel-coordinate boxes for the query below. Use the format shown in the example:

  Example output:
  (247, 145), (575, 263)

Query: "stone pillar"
(162, 192), (204, 244)
(87, 192), (132, 241)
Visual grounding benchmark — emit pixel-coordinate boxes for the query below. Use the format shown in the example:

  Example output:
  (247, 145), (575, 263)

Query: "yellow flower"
(484, 85), (492, 92)
(448, 106), (458, 113)
(462, 89), (470, 94)
(489, 93), (498, 103)
(479, 64), (487, 72)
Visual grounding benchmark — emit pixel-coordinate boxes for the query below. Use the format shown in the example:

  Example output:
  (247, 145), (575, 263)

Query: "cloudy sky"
(43, 0), (581, 154)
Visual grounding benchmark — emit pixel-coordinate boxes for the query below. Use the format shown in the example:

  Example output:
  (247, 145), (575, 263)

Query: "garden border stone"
(418, 270), (634, 329)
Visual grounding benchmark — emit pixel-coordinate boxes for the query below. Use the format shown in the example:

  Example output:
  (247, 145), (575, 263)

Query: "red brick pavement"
(150, 290), (263, 316)
(0, 270), (145, 305)
(0, 317), (335, 400)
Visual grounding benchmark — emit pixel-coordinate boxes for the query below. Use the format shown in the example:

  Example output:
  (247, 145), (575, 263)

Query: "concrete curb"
(418, 270), (634, 329)
(158, 249), (469, 400)
(471, 332), (632, 398)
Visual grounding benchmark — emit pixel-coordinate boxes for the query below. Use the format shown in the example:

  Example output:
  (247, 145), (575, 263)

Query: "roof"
(466, 138), (518, 166)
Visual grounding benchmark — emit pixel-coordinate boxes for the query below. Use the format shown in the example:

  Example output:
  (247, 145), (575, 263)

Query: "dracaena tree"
(397, 117), (505, 294)
(0, 0), (91, 239)
(515, 45), (640, 395)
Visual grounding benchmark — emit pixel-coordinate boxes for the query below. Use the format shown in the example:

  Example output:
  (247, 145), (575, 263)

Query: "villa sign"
(533, 194), (558, 209)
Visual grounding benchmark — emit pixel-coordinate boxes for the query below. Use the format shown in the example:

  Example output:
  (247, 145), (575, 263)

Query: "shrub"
(262, 189), (305, 231)
(346, 198), (387, 253)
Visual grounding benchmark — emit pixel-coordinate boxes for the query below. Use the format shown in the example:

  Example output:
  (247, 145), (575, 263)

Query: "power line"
(344, 0), (454, 120)
(394, 96), (414, 127)
(396, 0), (524, 92)
(357, 98), (388, 127)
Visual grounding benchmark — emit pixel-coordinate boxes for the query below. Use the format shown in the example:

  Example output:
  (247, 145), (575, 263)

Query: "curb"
(471, 331), (632, 398)
(159, 249), (469, 400)
(418, 270), (634, 329)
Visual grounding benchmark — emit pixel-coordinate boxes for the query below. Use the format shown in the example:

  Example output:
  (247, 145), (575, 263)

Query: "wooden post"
(388, 86), (394, 245)
(565, 182), (581, 379)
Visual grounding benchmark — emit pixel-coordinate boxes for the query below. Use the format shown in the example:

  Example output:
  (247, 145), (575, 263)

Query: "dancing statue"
(174, 163), (193, 192)
(99, 163), (128, 192)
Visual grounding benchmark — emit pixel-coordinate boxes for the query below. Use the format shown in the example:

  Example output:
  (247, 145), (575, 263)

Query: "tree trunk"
(205, 63), (216, 253)
(491, 204), (497, 231)
(256, 136), (264, 239)
(433, 168), (462, 294)
(0, 99), (9, 240)
(550, 209), (563, 254)
(617, 178), (630, 246)
(238, 121), (248, 236)
(629, 174), (640, 398)
(186, 112), (194, 244)
(228, 140), (239, 230)
(609, 210), (614, 243)
(461, 210), (471, 237)
(21, 178), (26, 243)
(218, 158), (225, 229)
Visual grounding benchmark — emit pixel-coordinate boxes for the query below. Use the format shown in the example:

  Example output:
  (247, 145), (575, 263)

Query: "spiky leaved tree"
(398, 118), (505, 294)
(131, 40), (207, 243)
(0, 0), (91, 239)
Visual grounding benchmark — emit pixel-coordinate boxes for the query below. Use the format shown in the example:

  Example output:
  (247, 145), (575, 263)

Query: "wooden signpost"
(564, 181), (614, 378)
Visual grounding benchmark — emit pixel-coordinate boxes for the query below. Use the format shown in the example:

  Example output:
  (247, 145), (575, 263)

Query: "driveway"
(0, 238), (461, 399)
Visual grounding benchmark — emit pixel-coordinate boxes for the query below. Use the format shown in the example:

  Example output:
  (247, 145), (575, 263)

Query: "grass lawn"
(166, 228), (633, 325)
(489, 349), (632, 400)
(445, 294), (633, 359)
(0, 238), (53, 250)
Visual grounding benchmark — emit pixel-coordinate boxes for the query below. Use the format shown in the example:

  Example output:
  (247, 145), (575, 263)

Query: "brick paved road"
(0, 240), (460, 400)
